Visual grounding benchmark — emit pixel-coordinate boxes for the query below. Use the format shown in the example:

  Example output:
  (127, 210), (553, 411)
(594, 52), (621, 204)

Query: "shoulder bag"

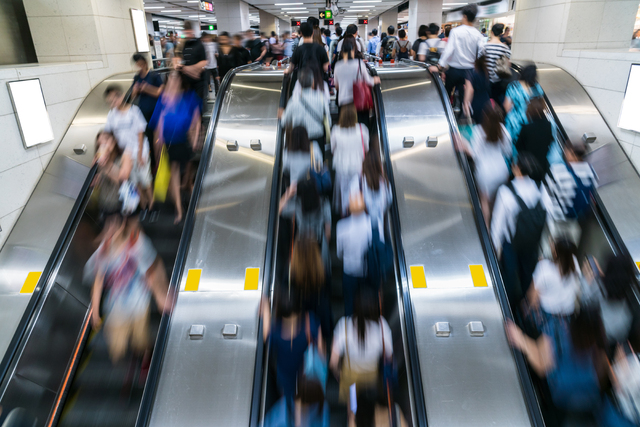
(353, 60), (374, 112)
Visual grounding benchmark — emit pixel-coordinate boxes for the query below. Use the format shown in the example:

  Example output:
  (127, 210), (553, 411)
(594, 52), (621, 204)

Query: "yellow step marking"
(469, 264), (488, 287)
(184, 269), (202, 291)
(410, 265), (427, 288)
(636, 262), (640, 272)
(244, 268), (260, 290)
(20, 272), (42, 294)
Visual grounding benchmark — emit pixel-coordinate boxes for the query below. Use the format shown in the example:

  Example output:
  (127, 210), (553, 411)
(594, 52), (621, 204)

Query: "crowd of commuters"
(79, 9), (640, 426)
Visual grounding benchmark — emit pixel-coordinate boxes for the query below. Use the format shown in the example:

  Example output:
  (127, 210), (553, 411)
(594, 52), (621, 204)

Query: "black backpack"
(508, 182), (546, 254)
(425, 39), (441, 65)
(382, 36), (396, 61)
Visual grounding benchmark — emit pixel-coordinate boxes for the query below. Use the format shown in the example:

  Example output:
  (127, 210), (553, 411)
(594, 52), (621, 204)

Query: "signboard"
(319, 10), (332, 19)
(619, 64), (640, 132)
(445, 0), (509, 21)
(324, 19), (333, 26)
(358, 18), (368, 24)
(201, 24), (217, 31)
(200, 1), (214, 12)
(291, 20), (301, 27)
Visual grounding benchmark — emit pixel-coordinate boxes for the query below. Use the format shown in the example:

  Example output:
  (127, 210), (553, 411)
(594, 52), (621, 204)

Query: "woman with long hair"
(362, 147), (392, 241)
(463, 54), (492, 124)
(504, 64), (545, 142)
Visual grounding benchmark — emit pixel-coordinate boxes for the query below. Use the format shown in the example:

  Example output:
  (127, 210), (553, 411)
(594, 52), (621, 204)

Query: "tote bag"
(353, 60), (373, 112)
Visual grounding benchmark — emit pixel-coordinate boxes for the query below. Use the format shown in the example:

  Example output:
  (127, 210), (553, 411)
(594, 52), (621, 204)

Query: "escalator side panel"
(377, 65), (531, 426)
(147, 71), (282, 427)
(535, 63), (640, 259)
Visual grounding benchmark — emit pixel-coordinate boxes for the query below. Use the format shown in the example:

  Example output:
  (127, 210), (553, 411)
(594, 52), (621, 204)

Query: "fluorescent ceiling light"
(281, 7), (307, 9)
(353, 0), (381, 2)
(442, 2), (468, 5)
(187, 1), (199, 2)
(275, 2), (303, 4)
(145, 6), (165, 9)
(159, 20), (170, 22)
(164, 9), (182, 12)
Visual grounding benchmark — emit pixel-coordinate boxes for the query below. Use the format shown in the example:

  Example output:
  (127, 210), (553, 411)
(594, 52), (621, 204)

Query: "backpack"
(397, 40), (410, 60)
(425, 39), (441, 65)
(382, 36), (396, 61)
(507, 182), (546, 254)
(547, 318), (602, 412)
(565, 165), (594, 219)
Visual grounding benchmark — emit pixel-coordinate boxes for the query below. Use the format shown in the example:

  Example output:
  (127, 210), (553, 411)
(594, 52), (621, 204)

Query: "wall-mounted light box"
(7, 79), (54, 148)
(131, 8), (150, 52)
(619, 64), (640, 133)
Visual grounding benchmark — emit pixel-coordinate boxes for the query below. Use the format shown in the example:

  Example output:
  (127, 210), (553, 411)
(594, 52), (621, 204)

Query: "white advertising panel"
(7, 79), (54, 148)
(619, 64), (640, 133)
(131, 8), (150, 52)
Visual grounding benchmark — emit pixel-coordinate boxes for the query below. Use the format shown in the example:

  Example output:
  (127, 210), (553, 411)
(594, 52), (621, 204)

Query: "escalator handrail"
(0, 75), (149, 387)
(400, 59), (545, 427)
(135, 62), (263, 427)
(366, 63), (429, 427)
(248, 71), (292, 427)
(512, 63), (638, 274)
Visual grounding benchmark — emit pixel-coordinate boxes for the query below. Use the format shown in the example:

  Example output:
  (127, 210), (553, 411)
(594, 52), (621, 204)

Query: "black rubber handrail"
(0, 75), (148, 387)
(401, 59), (545, 427)
(367, 64), (429, 427)
(135, 62), (262, 427)
(248, 71), (292, 427)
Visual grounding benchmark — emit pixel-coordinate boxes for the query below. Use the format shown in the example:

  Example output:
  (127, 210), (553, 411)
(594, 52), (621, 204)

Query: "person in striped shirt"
(483, 23), (512, 104)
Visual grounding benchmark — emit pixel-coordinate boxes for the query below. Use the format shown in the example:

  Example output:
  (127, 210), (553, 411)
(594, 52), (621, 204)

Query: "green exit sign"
(319, 10), (332, 19)
(209, 25), (214, 30)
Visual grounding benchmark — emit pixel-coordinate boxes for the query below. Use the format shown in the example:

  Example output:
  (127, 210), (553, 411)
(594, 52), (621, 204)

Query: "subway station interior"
(2, 0), (640, 426)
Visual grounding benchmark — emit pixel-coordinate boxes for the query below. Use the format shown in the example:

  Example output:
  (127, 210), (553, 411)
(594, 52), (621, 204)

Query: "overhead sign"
(200, 1), (213, 12)
(319, 10), (332, 19)
(358, 18), (368, 24)
(291, 20), (301, 27)
(324, 19), (333, 26)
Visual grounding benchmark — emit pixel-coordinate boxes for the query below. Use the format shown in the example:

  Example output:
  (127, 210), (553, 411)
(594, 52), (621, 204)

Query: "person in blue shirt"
(283, 31), (294, 57)
(150, 71), (201, 224)
(132, 53), (164, 167)
(367, 28), (380, 56)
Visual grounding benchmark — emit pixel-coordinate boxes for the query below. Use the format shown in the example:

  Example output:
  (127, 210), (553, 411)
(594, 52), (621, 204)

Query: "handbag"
(303, 313), (328, 391)
(496, 55), (512, 79)
(153, 145), (171, 203)
(309, 145), (332, 196)
(353, 60), (374, 112)
(339, 319), (378, 403)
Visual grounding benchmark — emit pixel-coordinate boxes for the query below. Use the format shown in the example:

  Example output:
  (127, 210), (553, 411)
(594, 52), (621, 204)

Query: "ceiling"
(143, 0), (472, 30)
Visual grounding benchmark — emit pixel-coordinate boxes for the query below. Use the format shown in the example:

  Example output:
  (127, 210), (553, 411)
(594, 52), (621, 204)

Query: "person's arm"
(436, 29), (456, 69)
(506, 320), (555, 376)
(417, 41), (427, 63)
(91, 268), (105, 329)
(256, 44), (267, 62)
(182, 60), (207, 79)
(336, 223), (343, 260)
(190, 106), (201, 150)
(278, 184), (297, 215)
(490, 187), (508, 256)
(259, 295), (271, 342)
(137, 131), (144, 165)
(119, 152), (133, 181)
(329, 319), (343, 377)
(463, 79), (474, 118)
(147, 257), (169, 313)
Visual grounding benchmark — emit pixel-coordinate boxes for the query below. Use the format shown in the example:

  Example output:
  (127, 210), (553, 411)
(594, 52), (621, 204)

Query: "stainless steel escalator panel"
(148, 70), (282, 427)
(0, 73), (133, 362)
(378, 64), (531, 426)
(536, 63), (640, 259)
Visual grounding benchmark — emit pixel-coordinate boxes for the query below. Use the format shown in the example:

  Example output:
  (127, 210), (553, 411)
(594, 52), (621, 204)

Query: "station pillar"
(214, 0), (251, 34)
(259, 9), (277, 36)
(379, 8), (398, 35)
(408, 0), (443, 42)
(279, 19), (291, 34)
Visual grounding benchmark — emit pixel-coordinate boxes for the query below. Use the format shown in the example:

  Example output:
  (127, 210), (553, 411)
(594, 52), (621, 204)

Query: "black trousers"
(445, 67), (472, 103)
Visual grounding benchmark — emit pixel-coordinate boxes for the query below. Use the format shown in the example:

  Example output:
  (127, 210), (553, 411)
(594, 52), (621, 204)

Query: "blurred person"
(361, 148), (392, 243)
(329, 26), (343, 64)
(506, 307), (608, 415)
(103, 85), (153, 212)
(331, 104), (369, 215)
(463, 54), (491, 124)
(323, 29), (332, 51)
(233, 33), (252, 65)
(245, 29), (267, 63)
(481, 27), (488, 38)
(417, 23), (445, 64)
(378, 25), (397, 61)
(391, 29), (411, 61)
(330, 288), (392, 415)
(504, 64), (544, 142)
(515, 98), (554, 181)
(148, 34), (156, 59)
(483, 23), (511, 104)
(295, 376), (330, 426)
(150, 71), (201, 224)
(336, 192), (372, 315)
(260, 288), (324, 402)
(429, 5), (484, 104)
(368, 28), (380, 56)
(601, 331), (640, 426)
(94, 132), (130, 222)
(411, 24), (428, 60)
(201, 32), (219, 95)
(525, 237), (581, 319)
(355, 388), (409, 427)
(595, 255), (636, 347)
(283, 31), (294, 57)
(281, 126), (323, 185)
(270, 34), (284, 61)
(162, 35), (175, 59)
(491, 153), (553, 313)
(443, 25), (452, 42)
(175, 21), (208, 112)
(87, 213), (168, 363)
(269, 31), (277, 46)
(461, 103), (512, 224)
(217, 33), (243, 82)
(334, 37), (379, 108)
(287, 22), (329, 75)
(132, 53), (164, 169)
(337, 24), (366, 54)
(501, 27), (513, 47)
(282, 68), (331, 143)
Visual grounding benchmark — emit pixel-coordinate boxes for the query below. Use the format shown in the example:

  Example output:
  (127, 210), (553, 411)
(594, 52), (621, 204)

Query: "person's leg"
(131, 307), (150, 355)
(105, 318), (131, 364)
(343, 273), (357, 316)
(170, 161), (182, 224)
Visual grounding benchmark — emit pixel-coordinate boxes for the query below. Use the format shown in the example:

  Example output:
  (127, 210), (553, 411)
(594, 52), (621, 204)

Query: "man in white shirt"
(202, 32), (218, 95)
(428, 4), (484, 103)
(337, 191), (372, 316)
(103, 85), (153, 211)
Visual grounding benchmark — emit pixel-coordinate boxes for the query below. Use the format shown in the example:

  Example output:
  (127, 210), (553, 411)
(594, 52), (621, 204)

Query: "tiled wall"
(512, 0), (640, 171)
(0, 0), (144, 248)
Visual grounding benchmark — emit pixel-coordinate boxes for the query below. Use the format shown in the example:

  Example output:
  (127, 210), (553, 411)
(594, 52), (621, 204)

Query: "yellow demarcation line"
(20, 272), (42, 294)
(244, 268), (260, 290)
(636, 262), (640, 272)
(185, 269), (202, 291)
(410, 266), (427, 288)
(469, 265), (488, 287)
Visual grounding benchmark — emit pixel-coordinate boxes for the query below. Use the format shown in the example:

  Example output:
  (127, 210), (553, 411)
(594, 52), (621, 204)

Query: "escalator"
(0, 64), (252, 427)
